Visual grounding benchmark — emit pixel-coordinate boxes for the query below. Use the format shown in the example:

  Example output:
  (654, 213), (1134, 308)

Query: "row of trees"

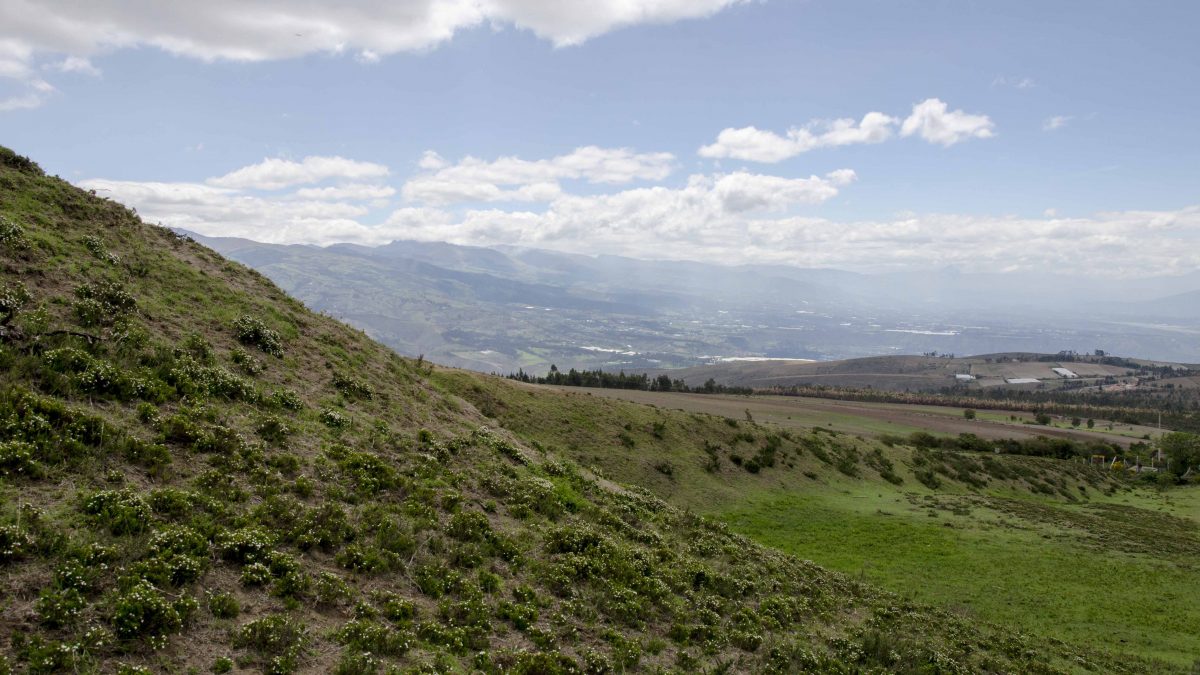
(506, 365), (753, 395)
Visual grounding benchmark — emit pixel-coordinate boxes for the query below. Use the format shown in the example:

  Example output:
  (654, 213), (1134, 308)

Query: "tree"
(963, 408), (976, 420)
(1158, 432), (1200, 479)
(1086, 418), (1095, 429)
(1071, 417), (1082, 427)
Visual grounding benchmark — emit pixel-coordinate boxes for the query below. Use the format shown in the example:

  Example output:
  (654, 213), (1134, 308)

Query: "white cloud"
(1043, 115), (1072, 131)
(418, 151), (449, 170)
(402, 146), (675, 204)
(80, 178), (377, 244)
(293, 183), (396, 201)
(0, 38), (55, 111)
(699, 112), (898, 163)
(900, 98), (994, 146)
(0, 1), (746, 65)
(395, 204), (1200, 278)
(701, 100), (993, 162)
(77, 154), (1200, 277)
(208, 156), (390, 190)
(49, 56), (101, 76)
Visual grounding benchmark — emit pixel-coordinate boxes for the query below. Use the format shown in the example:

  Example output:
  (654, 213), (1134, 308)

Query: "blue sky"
(2, 0), (1198, 276)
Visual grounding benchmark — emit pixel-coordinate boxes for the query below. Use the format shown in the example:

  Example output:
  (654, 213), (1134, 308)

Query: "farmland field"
(540, 386), (1164, 447)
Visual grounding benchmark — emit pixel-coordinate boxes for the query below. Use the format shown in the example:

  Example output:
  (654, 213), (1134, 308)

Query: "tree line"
(506, 366), (753, 395)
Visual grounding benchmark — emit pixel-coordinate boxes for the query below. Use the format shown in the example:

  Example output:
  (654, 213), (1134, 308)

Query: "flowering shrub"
(233, 315), (283, 358)
(83, 489), (152, 536)
(111, 580), (196, 648)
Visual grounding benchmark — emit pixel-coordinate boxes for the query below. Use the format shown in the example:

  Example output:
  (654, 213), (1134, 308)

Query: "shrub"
(180, 332), (214, 363)
(111, 580), (195, 648)
(234, 615), (309, 661)
(208, 592), (240, 619)
(83, 489), (152, 536)
(148, 524), (209, 556)
(271, 388), (303, 411)
(73, 281), (136, 326)
(0, 215), (30, 252)
(0, 281), (30, 324)
(321, 409), (351, 430)
(335, 619), (413, 656)
(166, 357), (259, 401)
(233, 315), (283, 357)
(240, 563), (272, 587)
(333, 373), (374, 401)
(36, 587), (87, 628)
(230, 347), (264, 375)
(446, 511), (492, 542)
(258, 415), (292, 444)
(0, 440), (40, 478)
(218, 527), (275, 564)
(313, 572), (352, 607)
(372, 591), (418, 624)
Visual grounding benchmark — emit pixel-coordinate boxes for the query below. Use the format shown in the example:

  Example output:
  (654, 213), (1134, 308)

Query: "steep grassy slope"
(0, 146), (1178, 674)
(436, 373), (1200, 666)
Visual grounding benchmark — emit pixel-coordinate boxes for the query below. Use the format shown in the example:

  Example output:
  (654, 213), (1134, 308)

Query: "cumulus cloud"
(402, 146), (675, 204)
(701, 100), (993, 162)
(208, 156), (390, 190)
(81, 177), (379, 244)
(900, 98), (994, 146)
(0, 1), (746, 67)
(699, 112), (898, 163)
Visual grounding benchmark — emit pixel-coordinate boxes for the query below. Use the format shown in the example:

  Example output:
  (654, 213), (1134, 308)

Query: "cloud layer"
(78, 151), (1200, 278)
(403, 146), (675, 204)
(699, 99), (994, 162)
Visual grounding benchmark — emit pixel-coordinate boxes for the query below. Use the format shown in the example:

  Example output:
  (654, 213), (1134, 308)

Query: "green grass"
(717, 483), (1200, 665)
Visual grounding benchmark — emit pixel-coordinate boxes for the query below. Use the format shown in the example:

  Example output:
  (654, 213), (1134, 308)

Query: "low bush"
(233, 315), (283, 358)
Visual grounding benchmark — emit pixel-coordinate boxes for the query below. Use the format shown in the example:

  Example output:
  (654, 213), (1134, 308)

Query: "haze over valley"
(194, 232), (1200, 373)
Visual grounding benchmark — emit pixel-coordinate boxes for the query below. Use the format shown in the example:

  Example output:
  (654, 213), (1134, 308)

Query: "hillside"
(2, 147), (1182, 672)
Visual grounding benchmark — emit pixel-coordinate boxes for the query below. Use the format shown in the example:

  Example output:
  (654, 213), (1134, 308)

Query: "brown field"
(533, 385), (1160, 447)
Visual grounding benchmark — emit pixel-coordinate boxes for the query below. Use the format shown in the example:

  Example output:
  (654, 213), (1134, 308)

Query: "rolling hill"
(6, 146), (1188, 672)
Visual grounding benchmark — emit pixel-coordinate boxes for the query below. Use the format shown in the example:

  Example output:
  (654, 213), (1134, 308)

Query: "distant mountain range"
(190, 232), (1200, 371)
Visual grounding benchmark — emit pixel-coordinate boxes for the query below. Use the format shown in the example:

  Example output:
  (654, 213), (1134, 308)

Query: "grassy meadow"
(439, 374), (1200, 667)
